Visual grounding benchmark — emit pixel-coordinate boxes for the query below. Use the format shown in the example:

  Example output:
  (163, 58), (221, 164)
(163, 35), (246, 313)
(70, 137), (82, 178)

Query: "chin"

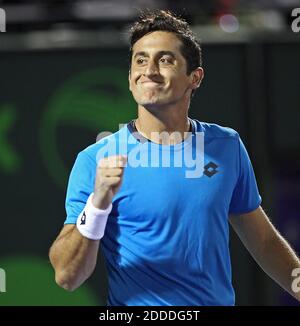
(132, 90), (172, 108)
(138, 95), (170, 107)
(139, 100), (166, 109)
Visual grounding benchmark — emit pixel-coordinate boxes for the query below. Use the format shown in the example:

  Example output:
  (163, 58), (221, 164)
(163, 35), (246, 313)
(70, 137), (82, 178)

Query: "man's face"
(129, 31), (200, 108)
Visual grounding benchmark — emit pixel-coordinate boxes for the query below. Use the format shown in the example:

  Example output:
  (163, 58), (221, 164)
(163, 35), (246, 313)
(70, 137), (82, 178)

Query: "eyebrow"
(133, 51), (176, 59)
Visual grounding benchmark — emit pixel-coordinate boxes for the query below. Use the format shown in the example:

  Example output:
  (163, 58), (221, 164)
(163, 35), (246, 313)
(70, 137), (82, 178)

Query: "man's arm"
(49, 155), (127, 291)
(49, 225), (100, 291)
(229, 206), (300, 301)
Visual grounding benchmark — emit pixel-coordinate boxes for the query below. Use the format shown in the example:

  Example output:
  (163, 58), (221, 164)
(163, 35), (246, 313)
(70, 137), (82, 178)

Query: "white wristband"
(76, 193), (112, 240)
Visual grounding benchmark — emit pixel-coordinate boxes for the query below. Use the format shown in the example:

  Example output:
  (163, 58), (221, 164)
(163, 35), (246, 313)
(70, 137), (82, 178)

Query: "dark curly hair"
(129, 10), (202, 75)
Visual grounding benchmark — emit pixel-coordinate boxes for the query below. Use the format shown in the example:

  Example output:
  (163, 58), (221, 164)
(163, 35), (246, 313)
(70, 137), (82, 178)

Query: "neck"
(135, 105), (191, 145)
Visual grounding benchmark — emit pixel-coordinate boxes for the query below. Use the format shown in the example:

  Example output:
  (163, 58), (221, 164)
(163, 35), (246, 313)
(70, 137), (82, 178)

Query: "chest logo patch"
(204, 162), (218, 177)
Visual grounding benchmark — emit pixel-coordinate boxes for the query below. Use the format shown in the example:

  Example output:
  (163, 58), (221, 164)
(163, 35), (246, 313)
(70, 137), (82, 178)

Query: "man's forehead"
(132, 31), (182, 53)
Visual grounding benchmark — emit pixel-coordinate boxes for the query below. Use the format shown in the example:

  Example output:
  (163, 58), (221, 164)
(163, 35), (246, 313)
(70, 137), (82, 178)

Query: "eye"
(136, 58), (146, 65)
(160, 56), (173, 64)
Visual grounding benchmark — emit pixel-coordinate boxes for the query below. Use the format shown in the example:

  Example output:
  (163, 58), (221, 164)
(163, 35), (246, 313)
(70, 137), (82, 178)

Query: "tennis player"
(49, 10), (300, 305)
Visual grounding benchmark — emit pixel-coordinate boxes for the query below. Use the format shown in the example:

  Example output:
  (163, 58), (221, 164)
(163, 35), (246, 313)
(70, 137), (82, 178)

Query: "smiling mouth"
(140, 81), (163, 87)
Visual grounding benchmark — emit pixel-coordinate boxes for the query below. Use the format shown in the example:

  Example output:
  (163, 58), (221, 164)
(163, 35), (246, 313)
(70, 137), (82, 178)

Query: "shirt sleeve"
(64, 151), (96, 224)
(229, 136), (262, 214)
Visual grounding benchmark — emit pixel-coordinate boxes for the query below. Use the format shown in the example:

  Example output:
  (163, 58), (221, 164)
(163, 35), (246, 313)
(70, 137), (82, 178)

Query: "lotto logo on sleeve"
(0, 8), (6, 32)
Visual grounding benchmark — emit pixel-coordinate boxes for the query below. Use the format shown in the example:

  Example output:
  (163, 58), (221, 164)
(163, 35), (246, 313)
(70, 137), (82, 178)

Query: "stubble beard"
(135, 90), (159, 107)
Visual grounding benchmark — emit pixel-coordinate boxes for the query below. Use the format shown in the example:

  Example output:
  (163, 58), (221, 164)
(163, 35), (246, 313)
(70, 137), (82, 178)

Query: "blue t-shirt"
(64, 119), (261, 306)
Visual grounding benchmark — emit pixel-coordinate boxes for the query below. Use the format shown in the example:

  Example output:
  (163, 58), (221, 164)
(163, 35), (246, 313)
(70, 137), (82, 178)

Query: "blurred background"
(0, 0), (300, 306)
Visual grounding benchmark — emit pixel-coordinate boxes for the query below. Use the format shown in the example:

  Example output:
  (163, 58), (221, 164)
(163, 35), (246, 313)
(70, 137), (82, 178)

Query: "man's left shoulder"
(195, 120), (240, 140)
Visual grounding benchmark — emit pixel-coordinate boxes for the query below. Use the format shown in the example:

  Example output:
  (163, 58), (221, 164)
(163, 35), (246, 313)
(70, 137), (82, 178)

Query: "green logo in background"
(0, 105), (22, 174)
(40, 67), (136, 188)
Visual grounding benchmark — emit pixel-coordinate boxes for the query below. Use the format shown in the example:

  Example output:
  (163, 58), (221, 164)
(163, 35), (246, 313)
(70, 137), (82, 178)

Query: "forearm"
(49, 226), (100, 291)
(255, 231), (300, 301)
(50, 155), (125, 290)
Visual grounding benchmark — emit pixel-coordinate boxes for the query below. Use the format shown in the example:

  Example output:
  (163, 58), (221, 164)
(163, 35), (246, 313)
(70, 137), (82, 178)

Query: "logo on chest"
(203, 162), (219, 177)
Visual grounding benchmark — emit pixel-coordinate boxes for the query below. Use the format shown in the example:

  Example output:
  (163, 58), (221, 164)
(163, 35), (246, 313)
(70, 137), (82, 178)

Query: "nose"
(144, 59), (159, 77)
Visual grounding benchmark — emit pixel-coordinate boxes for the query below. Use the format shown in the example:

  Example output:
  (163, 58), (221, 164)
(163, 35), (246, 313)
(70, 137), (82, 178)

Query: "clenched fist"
(92, 155), (127, 210)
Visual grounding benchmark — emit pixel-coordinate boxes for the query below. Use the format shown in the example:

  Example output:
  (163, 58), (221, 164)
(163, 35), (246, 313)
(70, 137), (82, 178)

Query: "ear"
(190, 67), (204, 89)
